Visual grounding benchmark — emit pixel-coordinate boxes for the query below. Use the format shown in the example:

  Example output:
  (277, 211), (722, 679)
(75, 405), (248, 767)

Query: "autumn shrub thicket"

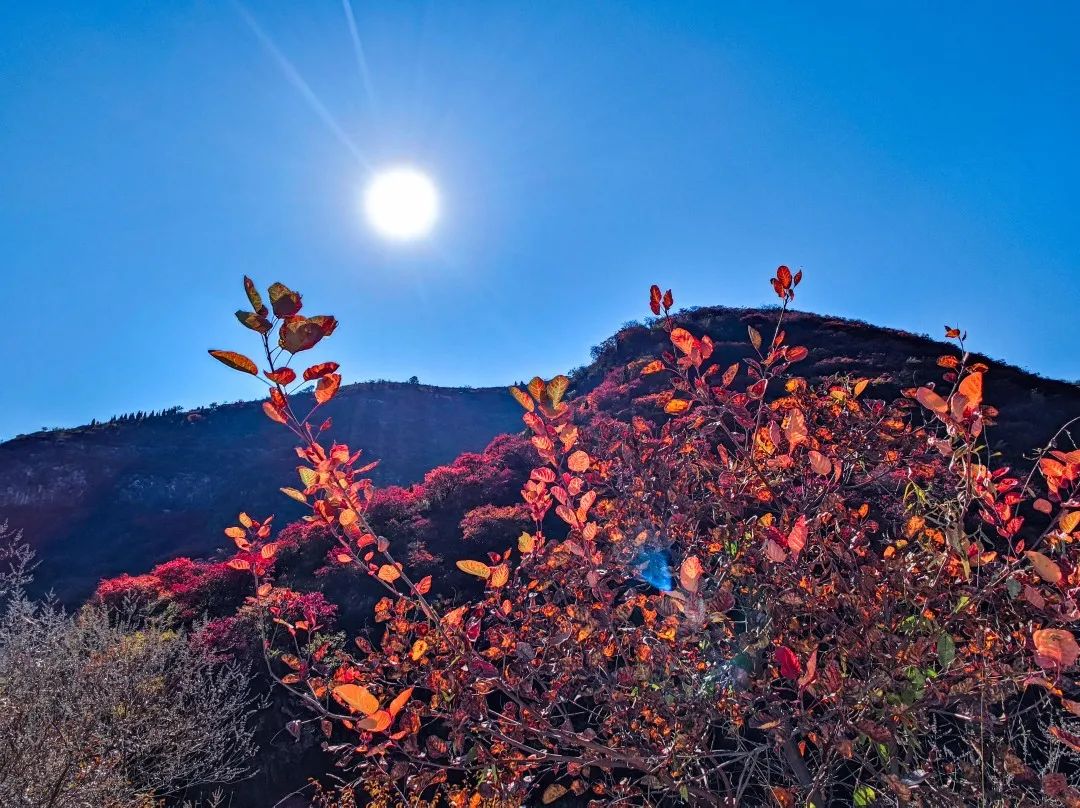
(0, 523), (259, 808)
(207, 272), (1080, 807)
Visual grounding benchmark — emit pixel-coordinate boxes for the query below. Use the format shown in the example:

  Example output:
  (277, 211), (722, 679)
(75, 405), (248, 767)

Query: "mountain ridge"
(3, 305), (1077, 603)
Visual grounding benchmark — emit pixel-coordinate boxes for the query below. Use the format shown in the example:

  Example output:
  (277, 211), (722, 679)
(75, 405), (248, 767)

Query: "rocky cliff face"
(0, 381), (523, 602)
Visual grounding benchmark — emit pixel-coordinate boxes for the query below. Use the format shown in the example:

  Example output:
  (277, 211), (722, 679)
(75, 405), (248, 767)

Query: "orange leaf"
(263, 401), (288, 425)
(209, 350), (257, 375)
(679, 555), (702, 593)
(1060, 511), (1080, 534)
(415, 575), (432, 595)
(358, 709), (392, 733)
(509, 386), (534, 412)
(1026, 550), (1062, 584)
(567, 450), (591, 473)
(302, 361), (339, 381)
(785, 345), (808, 363)
(226, 559), (250, 571)
(410, 640), (428, 662)
(665, 399), (691, 414)
(377, 564), (401, 583)
(1034, 628), (1080, 669)
(489, 563), (510, 588)
(333, 683), (379, 716)
(315, 373), (341, 405)
(640, 359), (664, 375)
(260, 542), (278, 559)
(387, 686), (414, 718)
(456, 560), (491, 579)
(915, 386), (948, 415)
(958, 371), (983, 409)
(853, 378), (869, 397)
(670, 328), (696, 356)
(784, 408), (808, 448)
(787, 515), (808, 555)
(807, 450), (831, 476)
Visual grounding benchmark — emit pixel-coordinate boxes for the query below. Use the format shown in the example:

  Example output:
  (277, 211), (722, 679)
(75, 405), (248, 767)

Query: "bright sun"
(362, 166), (439, 241)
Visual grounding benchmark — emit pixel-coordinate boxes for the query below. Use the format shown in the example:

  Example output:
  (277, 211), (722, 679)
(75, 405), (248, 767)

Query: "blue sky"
(2, 2), (1078, 438)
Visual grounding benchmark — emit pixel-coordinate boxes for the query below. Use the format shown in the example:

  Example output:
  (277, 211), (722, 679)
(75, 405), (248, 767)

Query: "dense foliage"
(191, 271), (1080, 807)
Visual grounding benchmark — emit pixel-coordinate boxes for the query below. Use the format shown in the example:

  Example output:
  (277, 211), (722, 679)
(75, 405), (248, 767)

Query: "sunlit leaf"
(208, 350), (257, 375)
(567, 450), (591, 473)
(243, 276), (267, 316)
(640, 359), (664, 375)
(456, 560), (491, 579)
(315, 373), (341, 405)
(665, 398), (692, 414)
(679, 555), (702, 593)
(377, 564), (400, 583)
(265, 368), (296, 386)
(509, 386), (534, 412)
(332, 684), (379, 716)
(302, 362), (339, 381)
(1026, 550), (1062, 584)
(268, 282), (302, 317)
(915, 386), (948, 415)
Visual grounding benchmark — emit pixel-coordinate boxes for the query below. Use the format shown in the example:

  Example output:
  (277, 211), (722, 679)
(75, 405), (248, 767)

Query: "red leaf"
(315, 373), (341, 405)
(303, 362), (340, 381)
(775, 646), (801, 679)
(649, 284), (662, 315)
(265, 368), (296, 385)
(776, 265), (792, 289)
(268, 282), (302, 317)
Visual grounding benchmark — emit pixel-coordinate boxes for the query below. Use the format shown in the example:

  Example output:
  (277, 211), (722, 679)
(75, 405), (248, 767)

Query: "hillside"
(2, 305), (1077, 605)
(0, 382), (523, 602)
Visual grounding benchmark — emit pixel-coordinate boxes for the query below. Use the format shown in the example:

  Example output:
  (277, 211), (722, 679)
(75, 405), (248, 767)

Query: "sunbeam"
(341, 0), (378, 116)
(235, 2), (369, 168)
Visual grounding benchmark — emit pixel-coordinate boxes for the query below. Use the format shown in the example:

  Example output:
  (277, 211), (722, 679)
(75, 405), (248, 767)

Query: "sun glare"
(362, 167), (439, 241)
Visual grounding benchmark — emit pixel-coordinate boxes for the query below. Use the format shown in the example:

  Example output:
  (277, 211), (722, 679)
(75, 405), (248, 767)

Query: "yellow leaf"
(640, 359), (664, 375)
(1060, 511), (1080, 534)
(280, 486), (307, 504)
(489, 563), (510, 588)
(224, 526), (246, 539)
(297, 466), (317, 487)
(518, 532), (535, 554)
(410, 640), (428, 661)
(456, 559), (491, 579)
